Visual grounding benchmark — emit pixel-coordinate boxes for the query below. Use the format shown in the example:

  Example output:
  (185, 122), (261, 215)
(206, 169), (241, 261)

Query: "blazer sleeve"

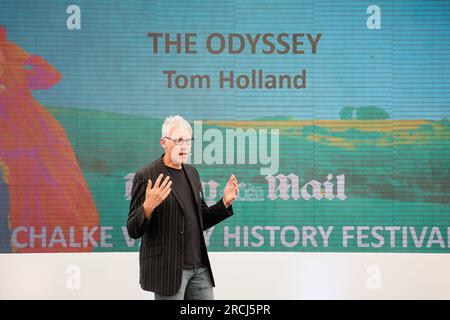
(126, 170), (150, 239)
(192, 167), (235, 230)
(201, 197), (234, 231)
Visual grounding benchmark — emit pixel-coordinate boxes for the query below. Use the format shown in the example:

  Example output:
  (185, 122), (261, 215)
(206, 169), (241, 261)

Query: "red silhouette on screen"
(0, 26), (100, 252)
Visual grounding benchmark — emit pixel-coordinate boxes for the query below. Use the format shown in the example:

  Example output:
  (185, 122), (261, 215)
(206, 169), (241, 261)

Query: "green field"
(48, 107), (450, 253)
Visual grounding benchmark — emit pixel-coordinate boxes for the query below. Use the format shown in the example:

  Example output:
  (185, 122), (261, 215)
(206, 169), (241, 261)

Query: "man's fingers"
(146, 179), (152, 192)
(227, 175), (237, 188)
(161, 180), (172, 193)
(154, 174), (164, 188)
(160, 175), (170, 189)
(162, 187), (172, 200)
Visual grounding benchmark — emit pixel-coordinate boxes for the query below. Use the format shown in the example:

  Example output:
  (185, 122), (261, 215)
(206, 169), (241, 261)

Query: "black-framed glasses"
(164, 137), (194, 145)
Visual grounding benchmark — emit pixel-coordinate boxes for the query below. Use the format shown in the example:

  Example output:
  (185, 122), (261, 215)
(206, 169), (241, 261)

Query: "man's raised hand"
(143, 174), (172, 218)
(223, 174), (239, 208)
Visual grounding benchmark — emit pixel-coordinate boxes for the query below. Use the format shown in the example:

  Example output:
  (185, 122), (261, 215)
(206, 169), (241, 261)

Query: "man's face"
(161, 128), (192, 166)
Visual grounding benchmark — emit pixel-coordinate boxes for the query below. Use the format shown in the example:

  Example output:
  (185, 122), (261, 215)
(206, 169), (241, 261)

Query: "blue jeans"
(154, 267), (214, 300)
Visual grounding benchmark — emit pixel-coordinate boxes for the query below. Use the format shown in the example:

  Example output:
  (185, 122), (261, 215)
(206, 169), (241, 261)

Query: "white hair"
(161, 115), (192, 138)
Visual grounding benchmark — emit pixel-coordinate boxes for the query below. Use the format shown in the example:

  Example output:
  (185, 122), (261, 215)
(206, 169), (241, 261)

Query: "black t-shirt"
(165, 165), (205, 269)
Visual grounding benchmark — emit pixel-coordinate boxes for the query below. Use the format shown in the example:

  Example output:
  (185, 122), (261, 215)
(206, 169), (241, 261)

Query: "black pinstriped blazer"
(127, 155), (234, 295)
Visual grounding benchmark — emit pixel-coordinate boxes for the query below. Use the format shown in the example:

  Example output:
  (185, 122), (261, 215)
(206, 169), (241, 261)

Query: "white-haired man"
(127, 115), (238, 300)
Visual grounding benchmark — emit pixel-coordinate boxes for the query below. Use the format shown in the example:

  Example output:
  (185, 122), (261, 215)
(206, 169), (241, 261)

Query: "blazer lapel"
(182, 164), (201, 209)
(182, 164), (204, 230)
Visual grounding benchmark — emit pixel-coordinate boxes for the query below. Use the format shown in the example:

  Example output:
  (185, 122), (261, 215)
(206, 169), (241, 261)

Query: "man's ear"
(160, 137), (166, 149)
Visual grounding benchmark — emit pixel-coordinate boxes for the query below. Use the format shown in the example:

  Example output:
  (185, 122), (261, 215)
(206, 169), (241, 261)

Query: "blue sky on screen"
(1, 0), (449, 120)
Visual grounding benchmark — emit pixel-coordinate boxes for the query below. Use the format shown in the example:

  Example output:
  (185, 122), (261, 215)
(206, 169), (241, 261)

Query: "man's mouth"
(179, 152), (187, 157)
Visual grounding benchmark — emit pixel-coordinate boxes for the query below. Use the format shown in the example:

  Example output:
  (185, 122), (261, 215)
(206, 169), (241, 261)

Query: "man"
(127, 115), (238, 300)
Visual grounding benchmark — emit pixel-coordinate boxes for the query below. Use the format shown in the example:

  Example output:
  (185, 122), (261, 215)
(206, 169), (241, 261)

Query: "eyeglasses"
(164, 137), (194, 146)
